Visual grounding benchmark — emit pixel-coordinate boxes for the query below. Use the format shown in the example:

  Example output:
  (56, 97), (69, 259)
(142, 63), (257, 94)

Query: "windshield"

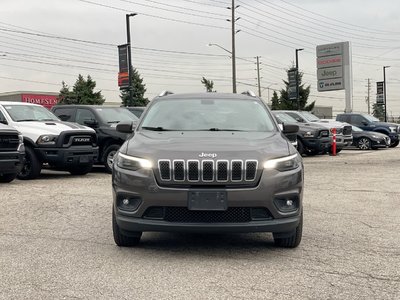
(140, 98), (276, 132)
(4, 105), (59, 122)
(363, 114), (380, 122)
(273, 112), (298, 123)
(299, 111), (320, 122)
(95, 107), (138, 123)
(351, 126), (363, 132)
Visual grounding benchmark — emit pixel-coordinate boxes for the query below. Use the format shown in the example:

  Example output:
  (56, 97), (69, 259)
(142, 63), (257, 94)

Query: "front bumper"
(35, 146), (99, 168)
(112, 164), (303, 234)
(302, 136), (331, 152)
(0, 151), (25, 174)
(335, 135), (353, 149)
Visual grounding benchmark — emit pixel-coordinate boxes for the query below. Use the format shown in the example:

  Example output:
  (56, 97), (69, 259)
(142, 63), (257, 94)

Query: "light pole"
(383, 66), (390, 122)
(295, 48), (304, 110)
(126, 13), (137, 106)
(261, 83), (277, 104)
(207, 43), (236, 93)
(207, 43), (231, 55)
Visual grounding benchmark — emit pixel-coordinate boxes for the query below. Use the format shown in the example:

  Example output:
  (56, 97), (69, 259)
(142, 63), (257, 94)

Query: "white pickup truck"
(0, 102), (98, 179)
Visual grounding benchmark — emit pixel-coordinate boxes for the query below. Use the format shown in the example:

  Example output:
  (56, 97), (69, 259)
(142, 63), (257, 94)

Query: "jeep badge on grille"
(198, 152), (217, 158)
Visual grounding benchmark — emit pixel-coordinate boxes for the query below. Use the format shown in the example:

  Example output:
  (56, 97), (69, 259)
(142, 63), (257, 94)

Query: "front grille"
(143, 207), (272, 223)
(336, 128), (343, 135)
(158, 159), (258, 183)
(0, 134), (19, 151)
(63, 134), (96, 146)
(342, 125), (352, 136)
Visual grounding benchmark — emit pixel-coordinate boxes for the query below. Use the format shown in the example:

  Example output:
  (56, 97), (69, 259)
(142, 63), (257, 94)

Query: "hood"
(294, 122), (328, 131)
(124, 131), (292, 161)
(12, 121), (95, 140)
(0, 123), (19, 134)
(310, 120), (348, 129)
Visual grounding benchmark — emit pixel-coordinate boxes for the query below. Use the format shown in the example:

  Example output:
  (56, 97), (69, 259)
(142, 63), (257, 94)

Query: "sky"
(1, 0), (400, 117)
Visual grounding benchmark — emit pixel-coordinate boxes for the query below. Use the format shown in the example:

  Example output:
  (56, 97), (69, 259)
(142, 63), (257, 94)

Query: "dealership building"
(0, 91), (59, 109)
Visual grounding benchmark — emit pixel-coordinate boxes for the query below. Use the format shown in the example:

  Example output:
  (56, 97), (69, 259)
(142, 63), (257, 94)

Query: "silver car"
(112, 92), (303, 247)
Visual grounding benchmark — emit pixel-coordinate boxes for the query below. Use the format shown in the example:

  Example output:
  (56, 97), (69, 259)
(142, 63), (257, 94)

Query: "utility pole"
(228, 0), (239, 93)
(126, 13), (137, 106)
(383, 66), (390, 122)
(366, 78), (371, 114)
(256, 56), (261, 97)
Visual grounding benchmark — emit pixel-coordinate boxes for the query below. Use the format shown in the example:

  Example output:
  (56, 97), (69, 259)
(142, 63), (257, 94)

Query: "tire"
(357, 137), (371, 150)
(273, 211), (303, 248)
(103, 144), (120, 173)
(389, 140), (399, 148)
(297, 139), (305, 156)
(68, 164), (93, 175)
(0, 173), (17, 183)
(17, 146), (41, 180)
(112, 208), (142, 247)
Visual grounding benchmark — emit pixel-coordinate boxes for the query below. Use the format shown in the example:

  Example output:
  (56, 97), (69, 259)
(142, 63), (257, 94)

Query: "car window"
(4, 105), (59, 122)
(53, 107), (75, 122)
(76, 109), (96, 125)
(0, 110), (7, 124)
(94, 107), (138, 123)
(285, 112), (304, 122)
(141, 98), (276, 132)
(350, 115), (366, 126)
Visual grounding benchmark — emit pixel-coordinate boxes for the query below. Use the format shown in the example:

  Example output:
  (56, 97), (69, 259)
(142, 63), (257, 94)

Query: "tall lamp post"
(383, 66), (390, 122)
(207, 43), (236, 92)
(126, 13), (137, 106)
(295, 48), (304, 110)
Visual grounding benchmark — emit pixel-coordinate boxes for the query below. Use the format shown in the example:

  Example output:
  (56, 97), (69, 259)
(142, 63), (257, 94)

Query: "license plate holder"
(188, 191), (227, 211)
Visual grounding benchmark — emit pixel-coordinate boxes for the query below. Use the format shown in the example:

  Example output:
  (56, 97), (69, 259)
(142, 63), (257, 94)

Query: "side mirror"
(116, 121), (136, 133)
(84, 119), (98, 127)
(282, 124), (299, 134)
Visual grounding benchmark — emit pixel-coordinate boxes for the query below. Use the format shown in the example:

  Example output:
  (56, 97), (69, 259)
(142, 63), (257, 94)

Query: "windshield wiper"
(16, 119), (36, 122)
(107, 121), (120, 124)
(142, 126), (171, 131)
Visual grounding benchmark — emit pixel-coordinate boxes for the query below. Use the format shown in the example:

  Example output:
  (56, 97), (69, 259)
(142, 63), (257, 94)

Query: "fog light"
(117, 194), (142, 212)
(273, 196), (299, 213)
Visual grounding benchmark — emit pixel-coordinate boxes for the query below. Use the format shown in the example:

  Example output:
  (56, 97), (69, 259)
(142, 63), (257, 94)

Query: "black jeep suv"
(52, 105), (138, 172)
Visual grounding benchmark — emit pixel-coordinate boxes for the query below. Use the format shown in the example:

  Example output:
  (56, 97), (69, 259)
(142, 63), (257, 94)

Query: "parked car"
(280, 110), (353, 153)
(351, 125), (390, 150)
(272, 113), (298, 148)
(0, 123), (25, 183)
(336, 113), (399, 148)
(52, 105), (138, 173)
(272, 111), (331, 156)
(112, 91), (303, 248)
(126, 106), (145, 118)
(0, 102), (98, 179)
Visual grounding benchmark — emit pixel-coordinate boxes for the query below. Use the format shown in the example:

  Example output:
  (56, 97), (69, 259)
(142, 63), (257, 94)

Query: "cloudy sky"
(1, 0), (400, 116)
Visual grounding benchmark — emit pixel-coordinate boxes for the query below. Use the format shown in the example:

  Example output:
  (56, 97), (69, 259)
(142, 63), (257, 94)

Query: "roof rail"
(241, 90), (256, 97)
(158, 90), (174, 97)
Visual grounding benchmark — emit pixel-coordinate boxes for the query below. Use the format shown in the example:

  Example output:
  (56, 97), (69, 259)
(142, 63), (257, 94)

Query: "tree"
(272, 68), (314, 111)
(372, 102), (385, 120)
(201, 77), (216, 92)
(58, 74), (105, 105)
(120, 68), (149, 107)
(271, 91), (280, 110)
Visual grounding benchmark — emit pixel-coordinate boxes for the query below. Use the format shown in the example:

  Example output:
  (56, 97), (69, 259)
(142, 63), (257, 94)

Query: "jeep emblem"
(199, 152), (217, 158)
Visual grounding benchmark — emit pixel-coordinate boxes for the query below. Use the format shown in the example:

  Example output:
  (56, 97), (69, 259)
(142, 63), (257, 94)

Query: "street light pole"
(295, 48), (304, 110)
(126, 13), (137, 106)
(383, 66), (390, 122)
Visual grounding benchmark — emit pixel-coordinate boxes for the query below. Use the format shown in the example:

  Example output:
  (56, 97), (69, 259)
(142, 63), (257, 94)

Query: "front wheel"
(273, 212), (303, 248)
(389, 140), (399, 148)
(112, 208), (142, 247)
(357, 137), (371, 150)
(103, 144), (120, 173)
(0, 173), (17, 183)
(17, 146), (41, 180)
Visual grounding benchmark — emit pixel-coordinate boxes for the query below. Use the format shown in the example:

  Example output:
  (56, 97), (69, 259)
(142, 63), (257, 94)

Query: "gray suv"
(112, 92), (304, 248)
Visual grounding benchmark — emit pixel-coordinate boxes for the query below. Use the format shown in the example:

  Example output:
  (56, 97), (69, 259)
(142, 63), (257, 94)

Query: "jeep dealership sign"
(316, 41), (353, 112)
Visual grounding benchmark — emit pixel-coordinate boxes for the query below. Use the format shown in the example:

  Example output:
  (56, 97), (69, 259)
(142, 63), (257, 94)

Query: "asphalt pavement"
(0, 148), (399, 299)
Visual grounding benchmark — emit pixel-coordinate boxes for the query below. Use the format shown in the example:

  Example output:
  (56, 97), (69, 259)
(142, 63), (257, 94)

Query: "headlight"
(264, 153), (301, 172)
(389, 126), (397, 133)
(36, 134), (58, 145)
(116, 153), (153, 171)
(303, 131), (314, 138)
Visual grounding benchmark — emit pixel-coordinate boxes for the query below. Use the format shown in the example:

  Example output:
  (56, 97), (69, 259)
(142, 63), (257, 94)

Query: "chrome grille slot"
(188, 160), (200, 181)
(217, 160), (228, 182)
(202, 160), (214, 182)
(231, 160), (243, 181)
(159, 160), (171, 181)
(319, 130), (329, 138)
(173, 160), (185, 181)
(245, 160), (257, 181)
